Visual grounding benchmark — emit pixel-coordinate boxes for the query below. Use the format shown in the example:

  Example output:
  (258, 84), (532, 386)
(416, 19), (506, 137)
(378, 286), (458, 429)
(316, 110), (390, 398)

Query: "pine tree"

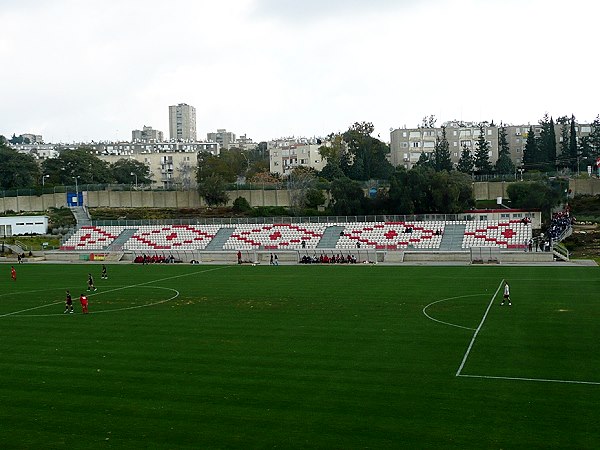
(457, 144), (474, 174)
(569, 115), (578, 172)
(557, 116), (570, 169)
(433, 126), (453, 172)
(495, 126), (515, 176)
(538, 114), (557, 171)
(474, 124), (492, 175)
(523, 126), (537, 170)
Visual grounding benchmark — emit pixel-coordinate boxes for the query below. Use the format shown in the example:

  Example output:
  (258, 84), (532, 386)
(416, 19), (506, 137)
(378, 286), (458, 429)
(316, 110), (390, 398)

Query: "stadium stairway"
(316, 225), (345, 249)
(438, 223), (466, 251)
(109, 228), (138, 250)
(70, 206), (91, 226)
(204, 227), (235, 251)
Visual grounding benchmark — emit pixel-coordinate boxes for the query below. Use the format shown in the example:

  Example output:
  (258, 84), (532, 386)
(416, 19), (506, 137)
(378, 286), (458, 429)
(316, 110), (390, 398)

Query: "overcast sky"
(1, 0), (598, 143)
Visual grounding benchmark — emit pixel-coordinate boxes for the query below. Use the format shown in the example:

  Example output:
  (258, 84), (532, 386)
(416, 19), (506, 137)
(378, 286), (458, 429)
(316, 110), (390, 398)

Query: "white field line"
(458, 373), (600, 386)
(455, 279), (504, 377)
(13, 286), (180, 317)
(0, 266), (228, 319)
(422, 294), (486, 331)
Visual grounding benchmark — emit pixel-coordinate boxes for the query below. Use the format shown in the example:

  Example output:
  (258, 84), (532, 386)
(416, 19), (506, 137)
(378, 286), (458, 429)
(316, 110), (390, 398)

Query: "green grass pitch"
(0, 263), (599, 448)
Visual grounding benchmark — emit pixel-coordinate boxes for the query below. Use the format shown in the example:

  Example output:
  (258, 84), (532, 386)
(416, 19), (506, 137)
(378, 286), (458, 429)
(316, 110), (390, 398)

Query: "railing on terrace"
(90, 214), (478, 227)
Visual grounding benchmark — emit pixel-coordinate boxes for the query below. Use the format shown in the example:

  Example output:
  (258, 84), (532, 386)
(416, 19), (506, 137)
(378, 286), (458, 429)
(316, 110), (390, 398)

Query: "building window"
(402, 132), (407, 137)
(460, 140), (472, 147)
(487, 129), (492, 136)
(412, 142), (420, 148)
(401, 142), (408, 148)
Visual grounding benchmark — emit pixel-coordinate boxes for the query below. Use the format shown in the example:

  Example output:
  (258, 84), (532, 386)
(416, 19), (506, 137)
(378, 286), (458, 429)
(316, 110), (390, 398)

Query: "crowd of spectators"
(300, 253), (358, 264)
(134, 254), (180, 264)
(547, 209), (574, 242)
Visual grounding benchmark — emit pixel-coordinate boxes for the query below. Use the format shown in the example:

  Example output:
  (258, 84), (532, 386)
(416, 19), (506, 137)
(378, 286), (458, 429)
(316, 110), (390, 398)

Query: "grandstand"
(56, 216), (545, 264)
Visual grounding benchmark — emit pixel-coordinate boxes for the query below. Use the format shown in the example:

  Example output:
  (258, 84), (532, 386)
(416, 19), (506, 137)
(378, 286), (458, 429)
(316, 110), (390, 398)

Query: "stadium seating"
(461, 220), (530, 249)
(59, 220), (532, 252)
(336, 221), (445, 250)
(222, 223), (327, 250)
(60, 225), (124, 250)
(124, 225), (220, 251)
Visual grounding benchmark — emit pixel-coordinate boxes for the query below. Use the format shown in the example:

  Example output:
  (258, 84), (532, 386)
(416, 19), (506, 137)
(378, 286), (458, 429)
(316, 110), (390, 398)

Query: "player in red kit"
(11, 266), (16, 281)
(79, 293), (89, 314)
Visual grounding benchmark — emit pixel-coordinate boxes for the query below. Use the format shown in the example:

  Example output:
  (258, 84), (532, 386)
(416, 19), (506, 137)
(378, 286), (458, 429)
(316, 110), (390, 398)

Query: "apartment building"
(390, 121), (594, 170)
(268, 137), (325, 176)
(169, 103), (197, 141)
(207, 129), (236, 150)
(91, 141), (220, 189)
(132, 125), (164, 143)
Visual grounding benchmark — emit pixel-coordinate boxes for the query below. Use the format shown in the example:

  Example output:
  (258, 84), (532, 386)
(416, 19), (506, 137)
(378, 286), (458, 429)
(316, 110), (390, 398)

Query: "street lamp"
(42, 174), (50, 186)
(131, 172), (138, 189)
(72, 176), (80, 206)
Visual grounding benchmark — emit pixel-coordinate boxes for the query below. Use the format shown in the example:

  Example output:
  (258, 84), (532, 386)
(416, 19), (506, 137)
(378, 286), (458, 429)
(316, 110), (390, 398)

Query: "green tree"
(433, 126), (453, 172)
(0, 145), (40, 189)
(287, 166), (318, 215)
(538, 114), (557, 171)
(457, 144), (474, 174)
(329, 177), (366, 215)
(319, 133), (349, 180)
(429, 170), (475, 213)
(305, 188), (326, 210)
(42, 148), (112, 185)
(495, 126), (516, 176)
(556, 116), (570, 169)
(198, 175), (229, 206)
(110, 159), (152, 185)
(414, 151), (434, 170)
(474, 125), (492, 175)
(522, 126), (538, 171)
(589, 115), (600, 159)
(569, 115), (578, 172)
(507, 180), (564, 221)
(232, 196), (252, 213)
(342, 122), (394, 180)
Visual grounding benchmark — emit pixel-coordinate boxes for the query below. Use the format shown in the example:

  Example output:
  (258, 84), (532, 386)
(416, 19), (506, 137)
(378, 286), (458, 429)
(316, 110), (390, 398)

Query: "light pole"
(72, 176), (80, 206)
(42, 174), (49, 186)
(518, 167), (524, 181)
(131, 172), (138, 189)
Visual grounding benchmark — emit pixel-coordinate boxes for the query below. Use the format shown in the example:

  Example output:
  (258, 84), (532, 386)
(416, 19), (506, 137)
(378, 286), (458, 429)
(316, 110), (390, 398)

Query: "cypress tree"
(523, 126), (537, 170)
(569, 115), (578, 172)
(457, 144), (474, 174)
(495, 126), (516, 176)
(474, 124), (492, 175)
(433, 126), (453, 172)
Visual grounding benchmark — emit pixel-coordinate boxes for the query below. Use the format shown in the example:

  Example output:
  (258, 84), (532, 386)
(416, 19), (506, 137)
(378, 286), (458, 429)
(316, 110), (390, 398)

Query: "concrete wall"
(473, 182), (510, 201)
(569, 178), (600, 196)
(2, 180), (598, 213)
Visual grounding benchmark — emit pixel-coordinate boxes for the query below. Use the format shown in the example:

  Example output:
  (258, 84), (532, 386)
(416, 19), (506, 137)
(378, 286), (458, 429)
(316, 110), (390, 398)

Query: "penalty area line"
(455, 279), (504, 377)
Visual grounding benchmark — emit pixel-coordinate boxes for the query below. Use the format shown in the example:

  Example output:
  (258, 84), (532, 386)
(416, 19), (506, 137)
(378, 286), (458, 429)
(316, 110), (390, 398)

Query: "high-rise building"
(207, 129), (236, 150)
(132, 125), (164, 143)
(169, 103), (197, 141)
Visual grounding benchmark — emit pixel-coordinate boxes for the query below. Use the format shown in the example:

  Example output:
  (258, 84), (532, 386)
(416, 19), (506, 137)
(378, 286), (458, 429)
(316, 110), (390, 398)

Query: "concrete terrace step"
(317, 226), (346, 249)
(204, 227), (235, 251)
(438, 223), (466, 251)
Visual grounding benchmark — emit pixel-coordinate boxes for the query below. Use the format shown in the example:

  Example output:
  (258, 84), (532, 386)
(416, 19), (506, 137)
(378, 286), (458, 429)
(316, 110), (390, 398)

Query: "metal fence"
(91, 213), (476, 227)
